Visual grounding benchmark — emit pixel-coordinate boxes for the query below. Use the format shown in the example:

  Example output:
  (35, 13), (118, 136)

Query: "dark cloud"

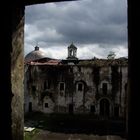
(25, 0), (127, 58)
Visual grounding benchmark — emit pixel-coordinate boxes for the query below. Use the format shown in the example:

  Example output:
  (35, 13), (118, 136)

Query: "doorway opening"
(100, 98), (110, 117)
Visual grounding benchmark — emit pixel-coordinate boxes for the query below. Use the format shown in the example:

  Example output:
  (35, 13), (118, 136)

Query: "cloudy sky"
(24, 0), (128, 59)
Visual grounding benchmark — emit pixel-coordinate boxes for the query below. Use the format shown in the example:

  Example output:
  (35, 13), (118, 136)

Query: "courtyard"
(24, 129), (126, 140)
(24, 112), (126, 140)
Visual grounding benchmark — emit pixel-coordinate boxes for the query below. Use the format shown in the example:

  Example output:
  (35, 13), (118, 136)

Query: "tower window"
(67, 43), (78, 60)
(70, 49), (74, 56)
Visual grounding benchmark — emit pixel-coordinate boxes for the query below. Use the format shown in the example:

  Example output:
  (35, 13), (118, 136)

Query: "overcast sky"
(24, 0), (128, 59)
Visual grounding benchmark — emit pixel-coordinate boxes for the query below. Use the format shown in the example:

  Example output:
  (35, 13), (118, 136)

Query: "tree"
(107, 51), (116, 59)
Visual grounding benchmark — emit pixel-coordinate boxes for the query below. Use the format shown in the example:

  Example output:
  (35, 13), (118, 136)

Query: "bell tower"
(67, 43), (78, 60)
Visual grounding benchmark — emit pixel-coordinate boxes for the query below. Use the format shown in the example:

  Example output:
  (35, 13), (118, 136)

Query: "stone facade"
(24, 45), (128, 119)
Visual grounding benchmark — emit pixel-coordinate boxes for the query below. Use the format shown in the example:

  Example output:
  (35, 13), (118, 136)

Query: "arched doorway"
(100, 98), (110, 117)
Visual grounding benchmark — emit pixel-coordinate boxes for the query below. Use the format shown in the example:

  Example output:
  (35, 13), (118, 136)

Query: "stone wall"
(11, 5), (25, 140)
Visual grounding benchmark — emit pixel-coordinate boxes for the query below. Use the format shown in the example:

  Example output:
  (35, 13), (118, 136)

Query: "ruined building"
(24, 43), (128, 119)
(1, 1), (137, 140)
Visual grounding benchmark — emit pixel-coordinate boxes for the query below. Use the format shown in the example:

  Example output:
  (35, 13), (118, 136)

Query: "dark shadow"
(25, 112), (126, 138)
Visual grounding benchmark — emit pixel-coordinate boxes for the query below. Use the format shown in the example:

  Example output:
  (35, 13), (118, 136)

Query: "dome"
(25, 46), (47, 62)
